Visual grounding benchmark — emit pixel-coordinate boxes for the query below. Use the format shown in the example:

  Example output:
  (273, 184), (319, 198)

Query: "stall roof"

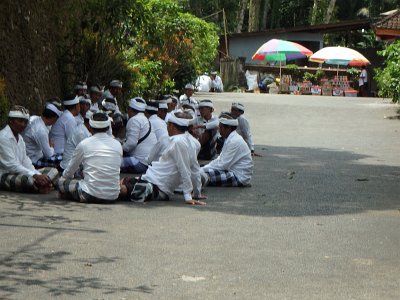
(374, 9), (400, 40)
(227, 20), (372, 39)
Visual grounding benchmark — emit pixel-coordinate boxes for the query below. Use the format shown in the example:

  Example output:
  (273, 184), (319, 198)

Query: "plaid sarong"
(121, 176), (168, 202)
(57, 177), (116, 203)
(198, 129), (219, 160)
(34, 153), (63, 169)
(0, 167), (59, 193)
(202, 168), (243, 187)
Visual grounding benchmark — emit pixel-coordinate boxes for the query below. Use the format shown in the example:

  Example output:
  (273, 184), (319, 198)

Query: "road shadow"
(190, 145), (400, 217)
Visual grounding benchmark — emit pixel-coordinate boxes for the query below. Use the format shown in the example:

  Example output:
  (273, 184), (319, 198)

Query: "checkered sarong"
(57, 177), (116, 203)
(202, 168), (243, 187)
(34, 153), (63, 169)
(198, 129), (220, 160)
(0, 167), (59, 193)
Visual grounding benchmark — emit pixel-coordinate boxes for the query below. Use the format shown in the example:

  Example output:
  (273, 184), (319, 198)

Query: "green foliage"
(285, 64), (301, 80)
(375, 40), (400, 103)
(315, 69), (325, 81)
(303, 71), (315, 83)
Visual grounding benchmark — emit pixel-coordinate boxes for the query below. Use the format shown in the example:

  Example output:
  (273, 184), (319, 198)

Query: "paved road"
(1, 93), (400, 299)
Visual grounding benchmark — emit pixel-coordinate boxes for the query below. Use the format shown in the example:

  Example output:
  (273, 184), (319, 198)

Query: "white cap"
(159, 102), (168, 109)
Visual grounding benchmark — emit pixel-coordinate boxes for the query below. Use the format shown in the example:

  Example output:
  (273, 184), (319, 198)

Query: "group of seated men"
(0, 80), (254, 205)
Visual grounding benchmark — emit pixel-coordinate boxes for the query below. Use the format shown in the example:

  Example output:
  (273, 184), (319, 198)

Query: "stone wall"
(0, 0), (64, 114)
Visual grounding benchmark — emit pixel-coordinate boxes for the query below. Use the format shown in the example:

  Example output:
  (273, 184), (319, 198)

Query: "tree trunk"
(324, 0), (336, 23)
(248, 0), (261, 32)
(310, 0), (320, 25)
(236, 0), (248, 33)
(260, 0), (271, 30)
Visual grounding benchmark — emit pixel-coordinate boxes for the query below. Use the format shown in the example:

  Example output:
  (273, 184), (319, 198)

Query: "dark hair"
(42, 108), (59, 119)
(91, 112), (109, 133)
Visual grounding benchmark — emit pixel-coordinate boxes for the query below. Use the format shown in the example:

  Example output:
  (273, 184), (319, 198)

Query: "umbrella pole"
(337, 64), (339, 78)
(279, 60), (282, 81)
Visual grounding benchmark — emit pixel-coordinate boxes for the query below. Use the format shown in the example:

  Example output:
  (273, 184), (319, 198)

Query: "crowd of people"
(0, 80), (255, 205)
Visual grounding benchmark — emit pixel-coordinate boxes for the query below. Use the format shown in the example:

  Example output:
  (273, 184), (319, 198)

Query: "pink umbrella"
(252, 39), (313, 79)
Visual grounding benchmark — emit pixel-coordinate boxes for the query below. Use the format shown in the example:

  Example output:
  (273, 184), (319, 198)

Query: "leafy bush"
(375, 40), (400, 103)
(303, 71), (315, 83)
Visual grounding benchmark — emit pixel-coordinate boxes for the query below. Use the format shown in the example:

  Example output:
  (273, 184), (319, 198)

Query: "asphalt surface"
(1, 93), (400, 299)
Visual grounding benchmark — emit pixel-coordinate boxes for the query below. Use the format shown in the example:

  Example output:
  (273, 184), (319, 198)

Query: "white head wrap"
(45, 103), (62, 117)
(146, 102), (158, 112)
(181, 98), (196, 111)
(89, 114), (111, 129)
(129, 97), (146, 112)
(90, 85), (103, 93)
(110, 80), (123, 88)
(185, 83), (194, 90)
(198, 100), (214, 108)
(74, 83), (84, 90)
(79, 96), (92, 105)
(168, 114), (190, 127)
(219, 117), (238, 127)
(63, 96), (80, 106)
(102, 98), (117, 112)
(159, 102), (168, 109)
(231, 102), (245, 112)
(9, 107), (30, 120)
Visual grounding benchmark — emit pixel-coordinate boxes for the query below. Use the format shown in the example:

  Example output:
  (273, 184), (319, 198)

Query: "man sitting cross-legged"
(22, 103), (63, 169)
(0, 106), (59, 194)
(120, 111), (206, 205)
(201, 113), (253, 187)
(57, 112), (122, 203)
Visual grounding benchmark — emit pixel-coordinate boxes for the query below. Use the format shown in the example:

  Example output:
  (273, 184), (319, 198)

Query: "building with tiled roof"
(373, 9), (400, 40)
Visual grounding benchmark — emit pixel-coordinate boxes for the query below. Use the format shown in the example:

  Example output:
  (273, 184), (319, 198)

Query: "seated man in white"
(50, 95), (80, 154)
(120, 111), (206, 205)
(230, 102), (255, 154)
(75, 96), (91, 125)
(191, 99), (220, 160)
(201, 113), (253, 187)
(145, 101), (170, 164)
(210, 71), (224, 92)
(121, 97), (157, 173)
(22, 103), (62, 168)
(57, 112), (122, 202)
(0, 106), (59, 194)
(60, 111), (93, 172)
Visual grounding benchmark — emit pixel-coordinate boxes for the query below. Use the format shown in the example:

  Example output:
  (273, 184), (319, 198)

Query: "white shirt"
(147, 114), (169, 163)
(22, 116), (55, 163)
(192, 114), (219, 135)
(142, 132), (202, 201)
(359, 69), (368, 86)
(236, 115), (254, 152)
(90, 102), (99, 113)
(0, 125), (40, 178)
(123, 112), (157, 164)
(63, 132), (122, 200)
(60, 124), (91, 170)
(75, 114), (84, 126)
(211, 75), (224, 92)
(50, 110), (78, 154)
(202, 131), (253, 185)
(196, 75), (212, 92)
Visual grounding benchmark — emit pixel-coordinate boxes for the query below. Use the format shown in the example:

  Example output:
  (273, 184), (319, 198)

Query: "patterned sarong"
(201, 168), (243, 187)
(0, 167), (59, 193)
(34, 153), (63, 169)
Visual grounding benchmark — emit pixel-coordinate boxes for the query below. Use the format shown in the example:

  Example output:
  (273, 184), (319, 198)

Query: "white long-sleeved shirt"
(75, 113), (84, 126)
(50, 110), (77, 154)
(192, 114), (219, 135)
(60, 124), (91, 170)
(22, 116), (55, 163)
(0, 125), (40, 178)
(63, 132), (122, 200)
(142, 132), (202, 201)
(236, 115), (254, 152)
(202, 131), (253, 185)
(123, 112), (157, 164)
(147, 114), (170, 163)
